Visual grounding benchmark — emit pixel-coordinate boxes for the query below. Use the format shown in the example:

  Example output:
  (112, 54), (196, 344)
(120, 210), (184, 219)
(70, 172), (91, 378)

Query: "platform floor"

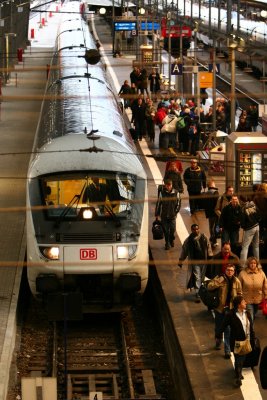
(0, 7), (266, 400)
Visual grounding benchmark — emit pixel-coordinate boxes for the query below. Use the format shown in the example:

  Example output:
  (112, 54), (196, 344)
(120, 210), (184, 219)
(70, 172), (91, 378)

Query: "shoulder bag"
(234, 314), (252, 355)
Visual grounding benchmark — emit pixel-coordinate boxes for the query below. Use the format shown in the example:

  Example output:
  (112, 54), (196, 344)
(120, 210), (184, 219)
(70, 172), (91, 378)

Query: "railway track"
(10, 292), (172, 399)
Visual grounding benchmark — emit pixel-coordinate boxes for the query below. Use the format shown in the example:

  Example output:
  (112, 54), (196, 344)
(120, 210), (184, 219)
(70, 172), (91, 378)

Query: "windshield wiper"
(104, 204), (121, 227)
(54, 183), (86, 228)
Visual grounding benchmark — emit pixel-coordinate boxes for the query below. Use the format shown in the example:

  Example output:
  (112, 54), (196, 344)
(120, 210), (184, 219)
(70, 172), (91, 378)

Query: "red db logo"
(80, 248), (97, 260)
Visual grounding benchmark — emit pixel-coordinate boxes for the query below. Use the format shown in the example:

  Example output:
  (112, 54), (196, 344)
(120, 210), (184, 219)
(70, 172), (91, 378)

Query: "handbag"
(152, 220), (164, 240)
(234, 314), (252, 355)
(198, 281), (220, 310)
(234, 338), (252, 355)
(261, 299), (267, 316)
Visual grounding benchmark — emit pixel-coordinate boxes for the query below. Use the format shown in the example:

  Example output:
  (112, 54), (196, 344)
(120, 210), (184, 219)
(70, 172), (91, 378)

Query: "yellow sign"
(199, 72), (213, 88)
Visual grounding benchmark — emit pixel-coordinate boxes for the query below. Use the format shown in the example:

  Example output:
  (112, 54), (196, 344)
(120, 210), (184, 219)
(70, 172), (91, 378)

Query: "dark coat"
(155, 187), (180, 220)
(219, 203), (242, 231)
(148, 72), (161, 92)
(164, 170), (184, 193)
(240, 201), (261, 231)
(218, 309), (255, 352)
(206, 251), (241, 279)
(179, 233), (213, 288)
(254, 192), (267, 228)
(183, 165), (207, 193)
(204, 186), (219, 218)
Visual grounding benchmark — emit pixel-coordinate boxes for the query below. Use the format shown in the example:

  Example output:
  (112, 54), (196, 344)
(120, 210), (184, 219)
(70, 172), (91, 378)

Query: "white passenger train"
(26, 1), (149, 312)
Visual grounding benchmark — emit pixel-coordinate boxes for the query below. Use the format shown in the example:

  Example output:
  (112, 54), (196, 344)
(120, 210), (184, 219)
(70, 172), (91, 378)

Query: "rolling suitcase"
(243, 337), (261, 368)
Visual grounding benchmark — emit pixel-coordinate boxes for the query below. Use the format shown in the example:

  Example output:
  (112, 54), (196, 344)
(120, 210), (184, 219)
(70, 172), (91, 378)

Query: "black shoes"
(224, 352), (231, 359)
(195, 294), (201, 303)
(165, 244), (170, 250)
(170, 241), (174, 247)
(215, 339), (222, 350)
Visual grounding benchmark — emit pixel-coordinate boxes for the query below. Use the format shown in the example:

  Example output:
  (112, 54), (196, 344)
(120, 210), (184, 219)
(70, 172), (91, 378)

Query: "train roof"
(29, 134), (146, 179)
(87, 0), (135, 7)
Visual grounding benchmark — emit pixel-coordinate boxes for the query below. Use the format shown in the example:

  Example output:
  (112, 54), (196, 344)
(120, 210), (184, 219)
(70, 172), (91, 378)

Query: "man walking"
(183, 159), (206, 215)
(203, 179), (219, 248)
(178, 224), (213, 302)
(219, 195), (242, 252)
(155, 179), (181, 250)
(208, 264), (242, 359)
(240, 197), (261, 266)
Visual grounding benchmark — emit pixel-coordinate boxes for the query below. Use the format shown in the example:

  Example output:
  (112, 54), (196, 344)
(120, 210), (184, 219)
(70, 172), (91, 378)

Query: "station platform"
(0, 6), (266, 400)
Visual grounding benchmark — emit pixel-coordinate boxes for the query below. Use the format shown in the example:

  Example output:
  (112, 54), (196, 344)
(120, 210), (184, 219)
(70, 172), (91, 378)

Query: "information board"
(114, 21), (136, 31)
(140, 21), (160, 30)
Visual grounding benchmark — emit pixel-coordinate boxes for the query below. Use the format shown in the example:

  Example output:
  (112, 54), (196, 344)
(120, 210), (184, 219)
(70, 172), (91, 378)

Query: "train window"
(40, 172), (137, 220)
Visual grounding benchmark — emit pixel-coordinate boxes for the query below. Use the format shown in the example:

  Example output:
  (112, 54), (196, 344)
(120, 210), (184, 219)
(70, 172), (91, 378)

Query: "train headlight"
(83, 208), (94, 219)
(81, 207), (97, 220)
(117, 245), (137, 260)
(40, 246), (59, 260)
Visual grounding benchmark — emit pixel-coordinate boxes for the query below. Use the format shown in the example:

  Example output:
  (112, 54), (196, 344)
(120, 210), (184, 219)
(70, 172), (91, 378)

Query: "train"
(26, 0), (149, 313)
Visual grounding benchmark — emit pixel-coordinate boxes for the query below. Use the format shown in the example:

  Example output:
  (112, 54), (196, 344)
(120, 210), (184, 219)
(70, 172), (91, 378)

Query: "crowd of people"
(119, 66), (264, 390)
(153, 155), (267, 388)
(118, 66), (259, 148)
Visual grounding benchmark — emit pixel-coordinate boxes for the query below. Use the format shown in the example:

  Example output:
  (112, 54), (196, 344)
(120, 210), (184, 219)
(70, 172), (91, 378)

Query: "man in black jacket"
(183, 159), (206, 215)
(219, 195), (242, 253)
(155, 179), (181, 250)
(178, 224), (213, 302)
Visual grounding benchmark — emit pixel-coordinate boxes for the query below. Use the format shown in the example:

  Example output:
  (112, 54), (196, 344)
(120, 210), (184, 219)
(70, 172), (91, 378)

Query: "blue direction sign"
(140, 21), (160, 30)
(114, 21), (137, 31)
(171, 63), (183, 75)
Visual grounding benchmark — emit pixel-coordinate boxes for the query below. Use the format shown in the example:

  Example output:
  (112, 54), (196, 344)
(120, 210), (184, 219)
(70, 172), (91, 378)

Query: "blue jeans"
(240, 225), (260, 265)
(214, 309), (231, 353)
(193, 264), (207, 291)
(246, 303), (258, 322)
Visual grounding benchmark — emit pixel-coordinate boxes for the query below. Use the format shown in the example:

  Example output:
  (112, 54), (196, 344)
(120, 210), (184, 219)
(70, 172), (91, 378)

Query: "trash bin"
(17, 48), (24, 62)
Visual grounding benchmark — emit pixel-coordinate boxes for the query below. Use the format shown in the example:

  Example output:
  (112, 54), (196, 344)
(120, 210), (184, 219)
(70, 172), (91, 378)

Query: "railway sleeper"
(135, 369), (162, 399)
(67, 373), (120, 399)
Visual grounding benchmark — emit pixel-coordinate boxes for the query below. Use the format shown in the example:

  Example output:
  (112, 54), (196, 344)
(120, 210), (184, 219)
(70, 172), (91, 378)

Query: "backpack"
(176, 116), (185, 130)
(198, 280), (220, 309)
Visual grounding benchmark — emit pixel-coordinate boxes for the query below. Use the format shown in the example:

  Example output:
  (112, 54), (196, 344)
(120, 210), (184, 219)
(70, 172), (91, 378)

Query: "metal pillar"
(212, 46), (217, 131)
(230, 46), (236, 132)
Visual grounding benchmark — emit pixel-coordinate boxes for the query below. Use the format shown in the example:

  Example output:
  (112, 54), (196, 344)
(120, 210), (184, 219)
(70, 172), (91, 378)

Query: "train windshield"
(41, 173), (136, 220)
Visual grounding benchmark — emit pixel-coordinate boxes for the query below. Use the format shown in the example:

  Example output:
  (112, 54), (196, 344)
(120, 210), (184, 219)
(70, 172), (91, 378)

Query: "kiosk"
(226, 132), (267, 193)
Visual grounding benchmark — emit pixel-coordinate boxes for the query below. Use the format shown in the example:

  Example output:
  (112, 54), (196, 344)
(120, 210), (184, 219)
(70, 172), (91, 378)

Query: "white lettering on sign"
(80, 248), (97, 260)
